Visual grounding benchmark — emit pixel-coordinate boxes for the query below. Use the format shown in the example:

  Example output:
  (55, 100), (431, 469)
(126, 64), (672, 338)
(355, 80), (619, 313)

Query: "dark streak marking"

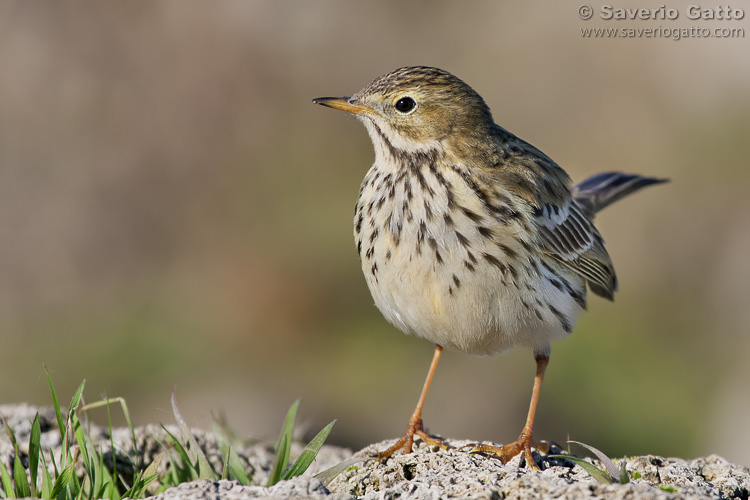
(455, 231), (471, 248)
(461, 206), (482, 223)
(483, 253), (507, 272)
(548, 304), (572, 333)
(498, 243), (518, 259)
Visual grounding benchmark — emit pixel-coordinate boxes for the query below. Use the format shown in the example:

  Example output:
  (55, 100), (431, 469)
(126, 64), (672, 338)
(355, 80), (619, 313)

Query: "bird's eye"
(394, 97), (416, 114)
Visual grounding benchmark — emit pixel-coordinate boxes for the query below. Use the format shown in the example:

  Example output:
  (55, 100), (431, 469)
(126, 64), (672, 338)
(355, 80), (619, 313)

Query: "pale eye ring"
(394, 97), (416, 114)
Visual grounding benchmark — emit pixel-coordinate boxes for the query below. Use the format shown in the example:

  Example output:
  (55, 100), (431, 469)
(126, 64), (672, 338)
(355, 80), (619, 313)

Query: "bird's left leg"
(472, 353), (549, 469)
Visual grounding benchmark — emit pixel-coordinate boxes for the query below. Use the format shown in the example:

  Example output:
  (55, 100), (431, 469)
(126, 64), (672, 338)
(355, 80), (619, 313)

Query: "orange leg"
(377, 345), (448, 459)
(473, 354), (549, 468)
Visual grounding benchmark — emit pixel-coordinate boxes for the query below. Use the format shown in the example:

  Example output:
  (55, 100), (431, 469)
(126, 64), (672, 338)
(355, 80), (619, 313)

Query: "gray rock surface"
(328, 439), (750, 499)
(1, 404), (748, 499)
(147, 477), (354, 500)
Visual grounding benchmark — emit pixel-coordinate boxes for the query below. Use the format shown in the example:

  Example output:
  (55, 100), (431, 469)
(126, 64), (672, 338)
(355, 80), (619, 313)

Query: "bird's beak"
(312, 96), (373, 116)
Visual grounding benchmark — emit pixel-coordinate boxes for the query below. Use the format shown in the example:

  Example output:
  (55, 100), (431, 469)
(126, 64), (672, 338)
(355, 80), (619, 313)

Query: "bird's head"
(313, 66), (494, 158)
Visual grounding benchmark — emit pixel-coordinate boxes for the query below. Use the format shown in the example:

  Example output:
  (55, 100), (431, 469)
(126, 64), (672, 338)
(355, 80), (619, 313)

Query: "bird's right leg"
(376, 345), (448, 459)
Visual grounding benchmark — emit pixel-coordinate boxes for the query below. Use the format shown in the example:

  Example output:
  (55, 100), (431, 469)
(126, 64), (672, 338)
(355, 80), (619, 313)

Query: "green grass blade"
(151, 434), (182, 488)
(90, 448), (105, 500)
(1, 415), (18, 451)
(267, 400), (299, 487)
(28, 414), (41, 498)
(161, 425), (198, 482)
(220, 448), (229, 480)
(42, 369), (83, 480)
(5, 417), (30, 500)
(568, 441), (625, 483)
(170, 390), (215, 480)
(143, 451), (164, 483)
(50, 463), (76, 499)
(67, 380), (86, 420)
(13, 454), (31, 498)
(68, 448), (83, 499)
(314, 457), (369, 486)
(226, 446), (249, 484)
(0, 456), (13, 498)
(100, 459), (118, 500)
(72, 413), (90, 475)
(267, 433), (290, 487)
(123, 450), (162, 500)
(94, 481), (112, 500)
(83, 459), (96, 500)
(116, 398), (139, 467)
(60, 430), (69, 471)
(211, 421), (250, 485)
(40, 452), (53, 499)
(0, 418), (18, 498)
(1, 414), (20, 494)
(104, 398), (120, 496)
(80, 397), (140, 468)
(124, 452), (165, 498)
(99, 445), (120, 500)
(548, 455), (613, 483)
(161, 450), (182, 489)
(123, 472), (158, 500)
(282, 420), (336, 481)
(48, 451), (59, 482)
(619, 461), (629, 484)
(44, 366), (66, 445)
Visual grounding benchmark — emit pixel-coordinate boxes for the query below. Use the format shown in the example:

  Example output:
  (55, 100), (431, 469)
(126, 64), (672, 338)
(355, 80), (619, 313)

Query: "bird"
(312, 66), (666, 468)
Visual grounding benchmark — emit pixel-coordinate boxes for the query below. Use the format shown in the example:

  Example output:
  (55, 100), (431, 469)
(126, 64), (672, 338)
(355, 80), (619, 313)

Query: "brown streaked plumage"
(313, 66), (666, 468)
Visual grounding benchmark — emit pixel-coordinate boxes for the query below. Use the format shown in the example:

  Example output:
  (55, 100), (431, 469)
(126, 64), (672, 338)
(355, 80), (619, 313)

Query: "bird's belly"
(354, 163), (586, 356)
(362, 245), (580, 356)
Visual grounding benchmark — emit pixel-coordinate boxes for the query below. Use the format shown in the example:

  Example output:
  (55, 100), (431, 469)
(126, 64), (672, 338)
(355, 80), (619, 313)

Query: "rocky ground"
(1, 404), (748, 500)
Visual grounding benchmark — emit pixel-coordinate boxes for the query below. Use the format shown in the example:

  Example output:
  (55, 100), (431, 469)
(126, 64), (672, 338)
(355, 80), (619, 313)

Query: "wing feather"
(486, 134), (618, 299)
(538, 200), (617, 300)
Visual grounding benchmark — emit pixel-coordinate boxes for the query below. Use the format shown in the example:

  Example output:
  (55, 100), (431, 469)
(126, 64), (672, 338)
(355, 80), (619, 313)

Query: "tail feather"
(573, 172), (668, 216)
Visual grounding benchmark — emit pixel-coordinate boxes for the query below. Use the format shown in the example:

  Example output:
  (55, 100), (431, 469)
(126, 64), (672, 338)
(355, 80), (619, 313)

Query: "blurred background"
(1, 1), (748, 466)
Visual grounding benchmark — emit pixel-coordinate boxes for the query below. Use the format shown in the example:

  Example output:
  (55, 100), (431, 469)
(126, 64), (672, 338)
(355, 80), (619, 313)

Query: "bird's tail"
(573, 172), (668, 216)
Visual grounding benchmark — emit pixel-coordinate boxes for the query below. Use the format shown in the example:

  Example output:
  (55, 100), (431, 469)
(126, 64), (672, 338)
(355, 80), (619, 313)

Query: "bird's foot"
(376, 415), (449, 460)
(471, 428), (549, 469)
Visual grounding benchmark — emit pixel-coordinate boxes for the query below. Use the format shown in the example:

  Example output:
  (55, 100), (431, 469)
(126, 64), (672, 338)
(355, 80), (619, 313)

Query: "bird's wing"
(487, 132), (618, 299)
(536, 199), (617, 300)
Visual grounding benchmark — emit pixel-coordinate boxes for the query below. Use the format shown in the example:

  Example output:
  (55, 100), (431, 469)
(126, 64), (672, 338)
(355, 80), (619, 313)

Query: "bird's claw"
(470, 429), (545, 469)
(375, 418), (449, 460)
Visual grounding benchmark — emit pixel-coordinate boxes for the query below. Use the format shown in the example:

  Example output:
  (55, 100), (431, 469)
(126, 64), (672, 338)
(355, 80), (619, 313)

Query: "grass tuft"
(266, 400), (337, 487)
(1, 369), (342, 498)
(315, 457), (369, 486)
(267, 400), (299, 487)
(549, 440), (629, 484)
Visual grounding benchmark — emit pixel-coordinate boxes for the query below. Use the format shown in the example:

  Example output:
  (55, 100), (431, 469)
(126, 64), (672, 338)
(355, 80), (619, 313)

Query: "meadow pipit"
(313, 66), (666, 468)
